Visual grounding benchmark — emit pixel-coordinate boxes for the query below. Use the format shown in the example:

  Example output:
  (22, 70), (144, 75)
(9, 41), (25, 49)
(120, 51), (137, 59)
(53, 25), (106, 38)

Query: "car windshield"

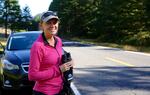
(8, 33), (40, 50)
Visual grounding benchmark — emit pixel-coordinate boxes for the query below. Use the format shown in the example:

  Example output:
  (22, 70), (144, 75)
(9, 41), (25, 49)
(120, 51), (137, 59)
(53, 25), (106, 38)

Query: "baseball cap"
(40, 11), (59, 22)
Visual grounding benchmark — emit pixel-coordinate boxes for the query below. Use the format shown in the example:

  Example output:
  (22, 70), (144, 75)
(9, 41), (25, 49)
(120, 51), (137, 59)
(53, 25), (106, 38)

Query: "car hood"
(5, 50), (30, 65)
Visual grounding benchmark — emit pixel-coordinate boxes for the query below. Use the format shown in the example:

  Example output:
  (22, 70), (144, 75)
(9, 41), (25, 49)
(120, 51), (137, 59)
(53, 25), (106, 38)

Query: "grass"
(0, 37), (7, 46)
(0, 28), (8, 46)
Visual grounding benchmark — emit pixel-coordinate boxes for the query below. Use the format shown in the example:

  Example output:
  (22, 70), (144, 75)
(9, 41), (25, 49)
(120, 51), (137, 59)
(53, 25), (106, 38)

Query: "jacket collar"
(42, 32), (57, 47)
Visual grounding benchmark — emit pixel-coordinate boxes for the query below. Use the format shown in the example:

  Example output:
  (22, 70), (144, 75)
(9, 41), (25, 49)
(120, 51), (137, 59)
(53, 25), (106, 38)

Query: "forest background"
(0, 0), (150, 52)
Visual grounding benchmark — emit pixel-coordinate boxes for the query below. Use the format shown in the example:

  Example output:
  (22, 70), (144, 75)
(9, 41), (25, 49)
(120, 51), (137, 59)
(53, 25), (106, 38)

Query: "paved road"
(64, 45), (150, 95)
(1, 43), (150, 95)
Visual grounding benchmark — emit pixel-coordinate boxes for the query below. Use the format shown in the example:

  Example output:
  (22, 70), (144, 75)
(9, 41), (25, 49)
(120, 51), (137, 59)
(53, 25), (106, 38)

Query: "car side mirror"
(0, 42), (4, 55)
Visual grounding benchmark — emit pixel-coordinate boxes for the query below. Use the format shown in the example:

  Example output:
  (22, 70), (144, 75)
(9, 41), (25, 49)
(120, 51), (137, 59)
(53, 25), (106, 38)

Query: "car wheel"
(0, 86), (7, 95)
(0, 90), (1, 95)
(0, 86), (3, 94)
(0, 86), (4, 95)
(0, 79), (5, 95)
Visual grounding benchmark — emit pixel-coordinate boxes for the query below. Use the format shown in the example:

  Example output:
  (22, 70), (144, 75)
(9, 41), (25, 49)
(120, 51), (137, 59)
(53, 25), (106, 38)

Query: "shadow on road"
(63, 41), (95, 47)
(74, 66), (150, 94)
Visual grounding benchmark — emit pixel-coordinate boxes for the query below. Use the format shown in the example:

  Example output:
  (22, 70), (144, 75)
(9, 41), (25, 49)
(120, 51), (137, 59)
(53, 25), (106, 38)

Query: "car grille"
(21, 62), (29, 73)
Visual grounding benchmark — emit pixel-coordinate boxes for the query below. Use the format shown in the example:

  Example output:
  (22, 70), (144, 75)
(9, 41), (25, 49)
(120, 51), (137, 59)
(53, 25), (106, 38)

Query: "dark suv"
(0, 31), (42, 90)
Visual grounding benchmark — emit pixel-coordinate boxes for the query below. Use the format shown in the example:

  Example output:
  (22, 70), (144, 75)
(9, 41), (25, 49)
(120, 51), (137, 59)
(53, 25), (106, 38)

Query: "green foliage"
(5, 0), (21, 29)
(0, 0), (38, 35)
(124, 31), (150, 46)
(48, 0), (150, 46)
(29, 14), (41, 31)
(49, 0), (100, 37)
(19, 5), (33, 30)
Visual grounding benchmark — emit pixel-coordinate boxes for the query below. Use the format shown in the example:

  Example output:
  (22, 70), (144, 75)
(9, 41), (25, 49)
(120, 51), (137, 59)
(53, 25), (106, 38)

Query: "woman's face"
(40, 19), (59, 35)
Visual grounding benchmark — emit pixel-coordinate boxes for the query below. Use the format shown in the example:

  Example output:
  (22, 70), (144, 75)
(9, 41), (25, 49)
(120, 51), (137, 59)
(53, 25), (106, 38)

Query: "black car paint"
(0, 31), (42, 90)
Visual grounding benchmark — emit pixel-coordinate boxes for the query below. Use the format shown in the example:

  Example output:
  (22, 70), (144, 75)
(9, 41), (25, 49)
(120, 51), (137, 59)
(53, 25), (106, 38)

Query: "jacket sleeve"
(28, 43), (61, 81)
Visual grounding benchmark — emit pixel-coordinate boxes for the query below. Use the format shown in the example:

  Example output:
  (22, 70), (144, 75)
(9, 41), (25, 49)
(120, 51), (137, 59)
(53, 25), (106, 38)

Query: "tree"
(48, 0), (150, 46)
(0, 0), (22, 37)
(20, 5), (32, 30)
(0, 0), (5, 26)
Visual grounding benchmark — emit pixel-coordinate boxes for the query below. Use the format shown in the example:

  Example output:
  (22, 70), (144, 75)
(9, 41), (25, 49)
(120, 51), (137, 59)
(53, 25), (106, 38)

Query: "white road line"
(124, 51), (150, 56)
(71, 82), (81, 95)
(95, 46), (150, 56)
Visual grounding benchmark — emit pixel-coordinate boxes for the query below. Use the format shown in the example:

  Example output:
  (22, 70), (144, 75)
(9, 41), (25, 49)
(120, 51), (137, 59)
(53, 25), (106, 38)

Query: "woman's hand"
(59, 60), (74, 73)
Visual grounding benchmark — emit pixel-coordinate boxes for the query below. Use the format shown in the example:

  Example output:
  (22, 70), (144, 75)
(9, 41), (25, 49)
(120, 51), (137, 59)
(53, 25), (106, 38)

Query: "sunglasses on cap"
(41, 11), (59, 22)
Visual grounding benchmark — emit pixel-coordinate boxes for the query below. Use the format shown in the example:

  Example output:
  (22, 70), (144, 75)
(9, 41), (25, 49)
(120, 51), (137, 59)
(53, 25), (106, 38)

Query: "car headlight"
(1, 59), (19, 70)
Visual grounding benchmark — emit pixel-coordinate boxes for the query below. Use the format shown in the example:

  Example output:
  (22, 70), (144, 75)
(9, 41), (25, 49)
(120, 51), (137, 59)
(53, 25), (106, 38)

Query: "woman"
(28, 11), (73, 95)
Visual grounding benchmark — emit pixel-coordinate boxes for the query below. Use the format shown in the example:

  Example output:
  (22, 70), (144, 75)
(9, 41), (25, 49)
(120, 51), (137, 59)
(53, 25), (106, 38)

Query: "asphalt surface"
(1, 42), (150, 95)
(64, 45), (150, 95)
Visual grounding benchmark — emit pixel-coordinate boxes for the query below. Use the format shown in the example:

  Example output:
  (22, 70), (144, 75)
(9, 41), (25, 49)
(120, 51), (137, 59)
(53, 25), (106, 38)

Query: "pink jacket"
(28, 34), (63, 95)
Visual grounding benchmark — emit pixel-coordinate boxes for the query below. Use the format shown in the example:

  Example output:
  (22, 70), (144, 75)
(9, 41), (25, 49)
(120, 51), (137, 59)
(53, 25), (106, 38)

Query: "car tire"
(0, 86), (4, 95)
(0, 79), (6, 95)
(0, 86), (9, 95)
